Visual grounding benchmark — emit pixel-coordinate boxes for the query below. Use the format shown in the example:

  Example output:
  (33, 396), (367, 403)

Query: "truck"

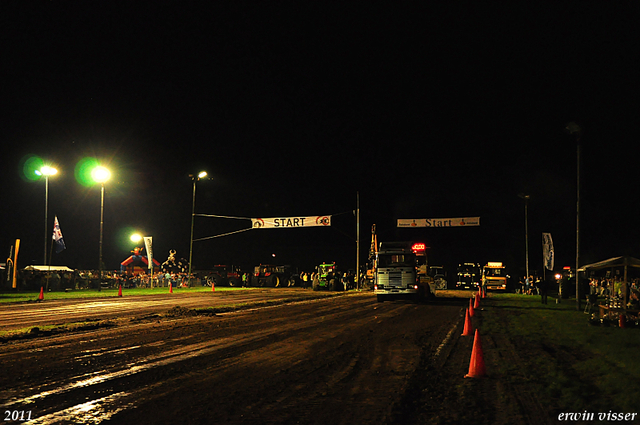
(251, 265), (298, 287)
(457, 262), (481, 290)
(312, 262), (345, 291)
(374, 241), (435, 302)
(482, 262), (508, 291)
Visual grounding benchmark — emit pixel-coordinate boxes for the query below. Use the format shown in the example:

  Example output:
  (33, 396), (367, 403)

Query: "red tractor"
(208, 265), (243, 287)
(250, 265), (298, 287)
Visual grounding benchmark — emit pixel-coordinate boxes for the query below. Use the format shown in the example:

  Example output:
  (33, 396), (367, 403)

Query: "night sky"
(2, 2), (639, 277)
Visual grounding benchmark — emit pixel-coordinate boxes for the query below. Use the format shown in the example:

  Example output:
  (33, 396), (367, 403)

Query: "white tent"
(578, 256), (640, 309)
(24, 265), (75, 272)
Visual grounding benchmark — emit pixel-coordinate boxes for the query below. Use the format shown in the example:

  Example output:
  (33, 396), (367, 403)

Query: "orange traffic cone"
(465, 329), (486, 378)
(169, 283), (173, 294)
(619, 314), (626, 328)
(118, 285), (122, 297)
(469, 297), (475, 317)
(482, 288), (486, 298)
(212, 281), (215, 292)
(38, 286), (44, 301)
(474, 292), (481, 309)
(461, 308), (472, 336)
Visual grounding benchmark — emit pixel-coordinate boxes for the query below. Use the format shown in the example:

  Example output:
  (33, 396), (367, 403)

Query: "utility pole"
(356, 191), (360, 290)
(518, 194), (530, 285)
(566, 121), (582, 311)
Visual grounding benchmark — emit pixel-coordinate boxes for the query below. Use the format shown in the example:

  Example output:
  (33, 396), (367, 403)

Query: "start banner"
(397, 217), (480, 228)
(252, 216), (331, 229)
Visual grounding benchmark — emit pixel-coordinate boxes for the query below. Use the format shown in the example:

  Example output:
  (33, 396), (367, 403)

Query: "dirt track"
(0, 290), (552, 424)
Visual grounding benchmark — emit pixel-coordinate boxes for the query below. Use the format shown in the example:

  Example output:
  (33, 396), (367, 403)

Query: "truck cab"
(374, 242), (433, 302)
(482, 262), (507, 291)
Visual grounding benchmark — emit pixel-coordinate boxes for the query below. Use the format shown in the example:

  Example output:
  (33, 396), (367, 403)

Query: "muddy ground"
(0, 290), (553, 424)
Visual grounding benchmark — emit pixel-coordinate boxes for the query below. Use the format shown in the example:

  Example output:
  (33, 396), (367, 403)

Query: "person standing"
(540, 274), (551, 304)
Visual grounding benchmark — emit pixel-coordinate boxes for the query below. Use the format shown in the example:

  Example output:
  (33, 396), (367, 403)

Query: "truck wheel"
(228, 277), (240, 287)
(312, 278), (320, 291)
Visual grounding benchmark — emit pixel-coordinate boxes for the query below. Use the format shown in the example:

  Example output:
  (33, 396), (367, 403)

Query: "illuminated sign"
(251, 216), (332, 229)
(486, 262), (503, 268)
(397, 217), (480, 228)
(411, 243), (426, 252)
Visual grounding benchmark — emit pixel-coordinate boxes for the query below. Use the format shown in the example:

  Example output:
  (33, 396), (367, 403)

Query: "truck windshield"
(378, 254), (415, 267)
(485, 268), (505, 277)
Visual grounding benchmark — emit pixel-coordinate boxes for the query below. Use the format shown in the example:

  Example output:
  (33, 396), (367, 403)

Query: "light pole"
(566, 121), (582, 311)
(188, 171), (207, 284)
(92, 166), (111, 282)
(35, 165), (58, 265)
(518, 193), (530, 286)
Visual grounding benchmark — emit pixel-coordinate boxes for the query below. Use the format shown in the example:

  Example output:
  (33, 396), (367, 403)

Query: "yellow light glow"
(92, 166), (111, 183)
(130, 233), (143, 243)
(39, 165), (58, 176)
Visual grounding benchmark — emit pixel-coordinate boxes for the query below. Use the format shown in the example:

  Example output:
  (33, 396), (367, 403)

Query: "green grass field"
(483, 293), (640, 417)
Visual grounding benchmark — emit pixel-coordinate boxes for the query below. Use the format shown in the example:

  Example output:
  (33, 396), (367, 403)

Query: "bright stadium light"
(37, 164), (59, 264)
(91, 166), (111, 184)
(188, 171), (208, 284)
(92, 165), (111, 283)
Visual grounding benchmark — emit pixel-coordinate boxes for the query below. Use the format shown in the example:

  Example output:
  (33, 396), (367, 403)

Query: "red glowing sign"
(412, 243), (426, 252)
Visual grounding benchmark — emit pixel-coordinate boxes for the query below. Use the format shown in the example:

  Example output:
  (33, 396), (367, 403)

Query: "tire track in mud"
(1, 294), (463, 425)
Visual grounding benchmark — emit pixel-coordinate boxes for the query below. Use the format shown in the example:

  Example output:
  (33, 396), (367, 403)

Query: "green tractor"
(313, 262), (342, 291)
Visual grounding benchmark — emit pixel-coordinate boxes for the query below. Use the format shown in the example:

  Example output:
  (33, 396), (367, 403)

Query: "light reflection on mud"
(2, 336), (238, 423)
(24, 392), (131, 424)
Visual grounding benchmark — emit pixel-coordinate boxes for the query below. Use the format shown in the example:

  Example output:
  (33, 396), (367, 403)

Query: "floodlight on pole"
(92, 166), (111, 282)
(188, 171), (208, 284)
(36, 165), (58, 265)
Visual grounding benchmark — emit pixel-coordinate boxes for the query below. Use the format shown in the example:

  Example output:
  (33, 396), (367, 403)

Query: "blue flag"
(52, 216), (66, 253)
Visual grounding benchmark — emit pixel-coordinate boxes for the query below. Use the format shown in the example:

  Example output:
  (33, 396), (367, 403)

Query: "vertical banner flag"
(52, 216), (66, 253)
(144, 237), (153, 270)
(542, 233), (554, 271)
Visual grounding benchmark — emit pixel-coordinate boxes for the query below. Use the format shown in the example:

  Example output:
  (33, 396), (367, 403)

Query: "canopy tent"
(24, 265), (75, 272)
(578, 256), (640, 308)
(120, 254), (160, 274)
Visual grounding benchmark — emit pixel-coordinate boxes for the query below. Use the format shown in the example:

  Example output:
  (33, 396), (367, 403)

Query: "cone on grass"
(465, 329), (486, 378)
(38, 287), (44, 301)
(169, 283), (173, 294)
(212, 281), (215, 292)
(461, 308), (472, 336)
(118, 285), (122, 297)
(474, 292), (480, 309)
(469, 297), (475, 317)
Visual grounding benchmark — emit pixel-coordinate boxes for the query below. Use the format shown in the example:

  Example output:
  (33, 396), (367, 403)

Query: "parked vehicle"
(251, 264), (298, 287)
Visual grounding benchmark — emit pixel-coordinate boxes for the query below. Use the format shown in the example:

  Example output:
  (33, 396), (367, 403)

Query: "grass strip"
(483, 293), (640, 416)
